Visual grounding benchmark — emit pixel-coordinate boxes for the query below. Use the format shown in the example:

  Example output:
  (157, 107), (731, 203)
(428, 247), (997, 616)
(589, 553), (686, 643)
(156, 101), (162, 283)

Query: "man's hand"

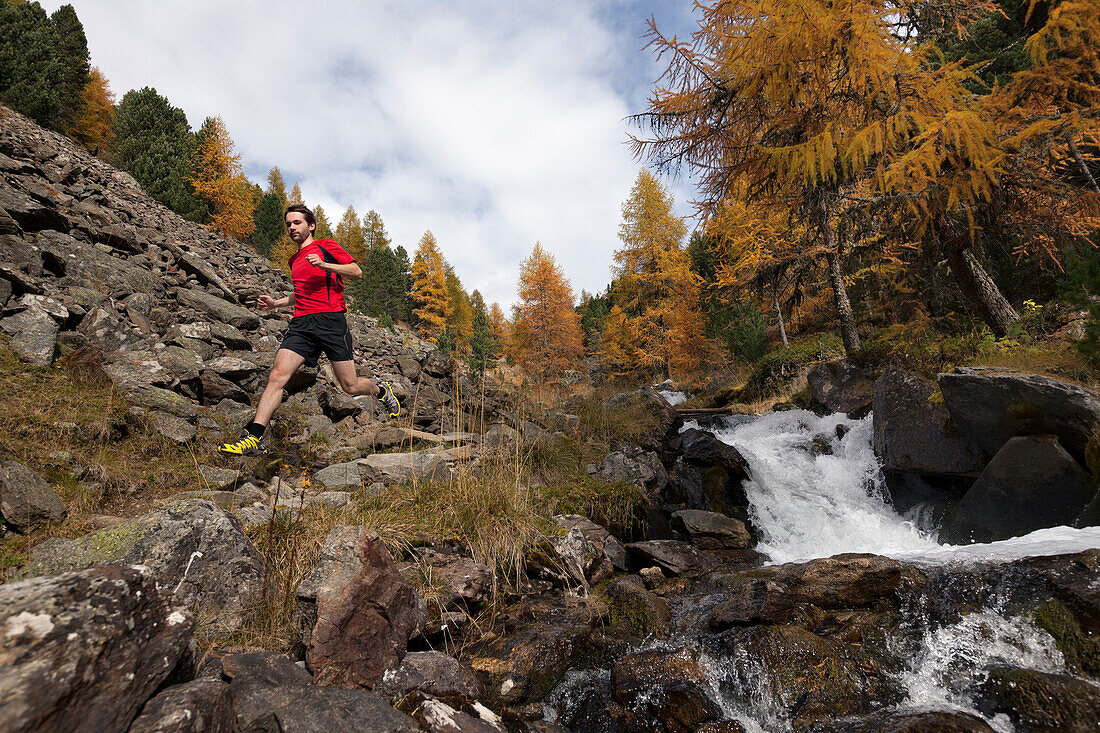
(306, 253), (325, 268)
(257, 294), (277, 309)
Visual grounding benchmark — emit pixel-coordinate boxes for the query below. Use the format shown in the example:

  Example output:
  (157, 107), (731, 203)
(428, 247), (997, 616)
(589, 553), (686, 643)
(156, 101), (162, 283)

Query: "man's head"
(285, 204), (316, 244)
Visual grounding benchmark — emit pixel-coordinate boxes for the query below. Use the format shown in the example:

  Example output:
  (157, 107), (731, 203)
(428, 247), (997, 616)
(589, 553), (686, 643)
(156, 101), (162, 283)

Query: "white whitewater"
(704, 409), (1100, 565)
(658, 389), (690, 406)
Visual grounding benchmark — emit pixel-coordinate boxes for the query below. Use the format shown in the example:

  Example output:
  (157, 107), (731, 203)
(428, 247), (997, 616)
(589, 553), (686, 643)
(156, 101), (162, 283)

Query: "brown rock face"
(296, 525), (426, 688)
(0, 565), (194, 733)
(774, 553), (906, 609)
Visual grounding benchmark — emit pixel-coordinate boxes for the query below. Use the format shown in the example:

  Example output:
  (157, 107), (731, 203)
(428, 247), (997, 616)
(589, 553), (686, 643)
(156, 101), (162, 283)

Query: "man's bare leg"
(330, 360), (381, 397)
(253, 349), (308, 426)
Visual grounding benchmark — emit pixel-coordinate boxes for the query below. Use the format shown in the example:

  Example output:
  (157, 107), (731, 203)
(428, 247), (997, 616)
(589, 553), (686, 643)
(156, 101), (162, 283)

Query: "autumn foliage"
(73, 66), (113, 153)
(411, 231), (452, 343)
(187, 116), (254, 240)
(512, 243), (584, 380)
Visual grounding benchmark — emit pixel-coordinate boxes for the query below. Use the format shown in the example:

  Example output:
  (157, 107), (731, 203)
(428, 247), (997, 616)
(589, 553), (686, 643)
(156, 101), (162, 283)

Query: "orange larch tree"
(74, 66), (113, 154)
(188, 115), (255, 240)
(487, 301), (509, 357)
(512, 242), (584, 381)
(336, 205), (367, 261)
(411, 230), (451, 342)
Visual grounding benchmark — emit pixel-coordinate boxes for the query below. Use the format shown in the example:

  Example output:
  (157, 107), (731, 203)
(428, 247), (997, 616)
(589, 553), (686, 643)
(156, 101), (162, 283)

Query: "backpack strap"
(313, 244), (344, 300)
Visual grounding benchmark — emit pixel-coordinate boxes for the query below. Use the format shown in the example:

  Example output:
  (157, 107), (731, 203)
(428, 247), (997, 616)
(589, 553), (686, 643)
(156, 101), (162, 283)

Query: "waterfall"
(702, 409), (1100, 565)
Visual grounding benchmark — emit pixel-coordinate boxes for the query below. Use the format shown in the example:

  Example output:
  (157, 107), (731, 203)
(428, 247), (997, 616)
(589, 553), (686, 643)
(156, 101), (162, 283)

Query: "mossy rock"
(1034, 599), (1100, 679)
(980, 666), (1100, 732)
(599, 575), (671, 641)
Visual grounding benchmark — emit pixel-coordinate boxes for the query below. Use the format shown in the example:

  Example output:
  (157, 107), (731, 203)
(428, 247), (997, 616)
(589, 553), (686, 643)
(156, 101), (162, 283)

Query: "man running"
(219, 204), (401, 456)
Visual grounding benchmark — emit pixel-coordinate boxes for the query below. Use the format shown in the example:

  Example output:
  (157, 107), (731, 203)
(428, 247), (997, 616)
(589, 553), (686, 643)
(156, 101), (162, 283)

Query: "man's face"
(286, 213), (314, 243)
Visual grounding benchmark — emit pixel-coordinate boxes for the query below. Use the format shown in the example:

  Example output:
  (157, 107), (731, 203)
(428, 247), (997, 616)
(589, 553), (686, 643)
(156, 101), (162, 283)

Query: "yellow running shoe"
(377, 381), (401, 418)
(218, 430), (268, 456)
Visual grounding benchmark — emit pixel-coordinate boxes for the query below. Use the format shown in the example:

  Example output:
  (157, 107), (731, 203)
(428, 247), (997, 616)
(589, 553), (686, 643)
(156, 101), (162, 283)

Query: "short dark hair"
(285, 204), (315, 227)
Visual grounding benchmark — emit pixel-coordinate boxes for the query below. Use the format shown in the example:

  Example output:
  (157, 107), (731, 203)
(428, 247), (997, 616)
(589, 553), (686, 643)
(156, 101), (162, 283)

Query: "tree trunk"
(819, 202), (861, 353)
(773, 294), (789, 347)
(947, 245), (1019, 337)
(1066, 133), (1100, 194)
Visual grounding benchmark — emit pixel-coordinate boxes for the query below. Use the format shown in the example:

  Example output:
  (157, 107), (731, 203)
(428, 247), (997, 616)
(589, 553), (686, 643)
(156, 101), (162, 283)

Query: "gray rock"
(163, 490), (247, 511)
(407, 548), (494, 607)
(314, 460), (365, 490)
(318, 388), (363, 421)
(198, 465), (241, 491)
(362, 450), (445, 484)
(204, 356), (258, 380)
(201, 370), (250, 404)
(374, 651), (482, 701)
(807, 359), (876, 417)
(174, 287), (259, 330)
(296, 525), (426, 688)
(17, 499), (263, 633)
(671, 509), (751, 549)
(209, 321), (251, 350)
(0, 460), (67, 533)
(153, 411), (197, 443)
(219, 651), (418, 733)
(941, 435), (1098, 544)
(128, 679), (233, 733)
(309, 491), (352, 509)
(873, 366), (984, 477)
(422, 349), (456, 377)
(597, 445), (668, 494)
(626, 540), (711, 576)
(0, 566), (194, 733)
(1, 299), (59, 365)
(602, 575), (672, 638)
(396, 354), (420, 378)
(554, 514), (628, 570)
(938, 366), (1100, 463)
(123, 383), (198, 419)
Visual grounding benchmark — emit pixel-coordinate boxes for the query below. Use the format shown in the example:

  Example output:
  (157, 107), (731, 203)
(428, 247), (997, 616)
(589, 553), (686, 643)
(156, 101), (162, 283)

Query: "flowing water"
(547, 409), (1100, 731)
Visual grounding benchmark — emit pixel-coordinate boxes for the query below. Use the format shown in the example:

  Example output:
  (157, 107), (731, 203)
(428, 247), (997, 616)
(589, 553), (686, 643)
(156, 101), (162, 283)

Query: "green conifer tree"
(0, 1), (66, 129)
(49, 4), (90, 135)
(313, 204), (335, 239)
(252, 192), (284, 256)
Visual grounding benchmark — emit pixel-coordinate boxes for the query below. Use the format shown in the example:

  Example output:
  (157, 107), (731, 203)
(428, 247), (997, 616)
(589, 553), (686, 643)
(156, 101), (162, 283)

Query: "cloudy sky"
(43, 1), (702, 307)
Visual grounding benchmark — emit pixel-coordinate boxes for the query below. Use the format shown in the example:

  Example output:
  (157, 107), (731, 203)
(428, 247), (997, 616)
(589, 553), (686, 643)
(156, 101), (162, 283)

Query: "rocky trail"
(2, 105), (1100, 732)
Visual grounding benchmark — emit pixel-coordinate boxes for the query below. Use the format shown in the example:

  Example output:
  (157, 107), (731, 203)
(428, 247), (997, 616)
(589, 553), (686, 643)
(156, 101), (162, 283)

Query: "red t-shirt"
(287, 239), (356, 317)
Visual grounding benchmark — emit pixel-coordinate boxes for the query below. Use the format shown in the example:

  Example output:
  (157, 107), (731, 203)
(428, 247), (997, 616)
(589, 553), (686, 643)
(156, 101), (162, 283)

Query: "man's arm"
(258, 293), (295, 309)
(306, 253), (363, 280)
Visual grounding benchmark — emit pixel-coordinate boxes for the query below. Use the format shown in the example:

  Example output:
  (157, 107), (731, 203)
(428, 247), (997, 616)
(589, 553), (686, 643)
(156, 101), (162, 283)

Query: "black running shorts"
(279, 312), (354, 367)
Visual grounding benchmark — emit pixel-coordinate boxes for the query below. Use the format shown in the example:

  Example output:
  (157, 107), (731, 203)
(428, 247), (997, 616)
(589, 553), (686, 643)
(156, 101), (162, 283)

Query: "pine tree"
(336, 206), (367, 261)
(49, 4), (90, 135)
(109, 86), (203, 220)
(289, 182), (304, 205)
(348, 244), (409, 323)
(313, 204), (335, 239)
(445, 266), (474, 354)
(488, 302), (509, 357)
(74, 66), (114, 154)
(0, 0), (67, 129)
(363, 209), (391, 249)
(252, 192), (284, 256)
(411, 231), (451, 342)
(188, 116), (254, 239)
(266, 167), (288, 208)
(469, 290), (498, 380)
(512, 242), (584, 380)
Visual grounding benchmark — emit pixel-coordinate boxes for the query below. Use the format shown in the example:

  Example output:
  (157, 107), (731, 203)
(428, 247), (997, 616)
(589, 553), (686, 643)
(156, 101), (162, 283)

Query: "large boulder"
(979, 666), (1100, 733)
(771, 553), (906, 609)
(217, 651), (419, 732)
(873, 366), (984, 477)
(807, 359), (875, 417)
(128, 680), (234, 733)
(0, 295), (61, 365)
(0, 460), (66, 533)
(296, 525), (426, 688)
(374, 651), (482, 703)
(940, 435), (1098, 544)
(597, 444), (668, 495)
(361, 450), (446, 484)
(671, 509), (751, 550)
(937, 366), (1100, 463)
(174, 287), (259, 330)
(626, 539), (711, 576)
(0, 565), (194, 733)
(17, 499), (264, 632)
(604, 386), (682, 453)
(554, 514), (628, 571)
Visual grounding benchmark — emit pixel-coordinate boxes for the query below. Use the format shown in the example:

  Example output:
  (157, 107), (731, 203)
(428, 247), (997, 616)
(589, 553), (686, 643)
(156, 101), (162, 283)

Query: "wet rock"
(601, 575), (671, 639)
(17, 499), (263, 633)
(938, 366), (1100, 463)
(374, 651), (482, 702)
(598, 444), (668, 494)
(554, 514), (629, 570)
(416, 699), (504, 733)
(671, 509), (751, 549)
(626, 539), (711, 576)
(129, 679), (234, 733)
(0, 459), (67, 533)
(941, 435), (1097, 544)
(1033, 598), (1100, 678)
(708, 579), (795, 628)
(805, 711), (997, 732)
(807, 359), (876, 417)
(467, 594), (593, 706)
(296, 525), (426, 688)
(979, 666), (1100, 732)
(773, 553), (906, 609)
(219, 651), (418, 732)
(873, 366), (984, 478)
(361, 450), (445, 484)
(0, 565), (194, 733)
(677, 428), (751, 476)
(611, 649), (720, 733)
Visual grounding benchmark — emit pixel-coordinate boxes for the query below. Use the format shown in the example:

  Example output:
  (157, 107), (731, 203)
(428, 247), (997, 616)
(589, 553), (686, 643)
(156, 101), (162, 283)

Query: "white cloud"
(43, 0), (701, 307)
